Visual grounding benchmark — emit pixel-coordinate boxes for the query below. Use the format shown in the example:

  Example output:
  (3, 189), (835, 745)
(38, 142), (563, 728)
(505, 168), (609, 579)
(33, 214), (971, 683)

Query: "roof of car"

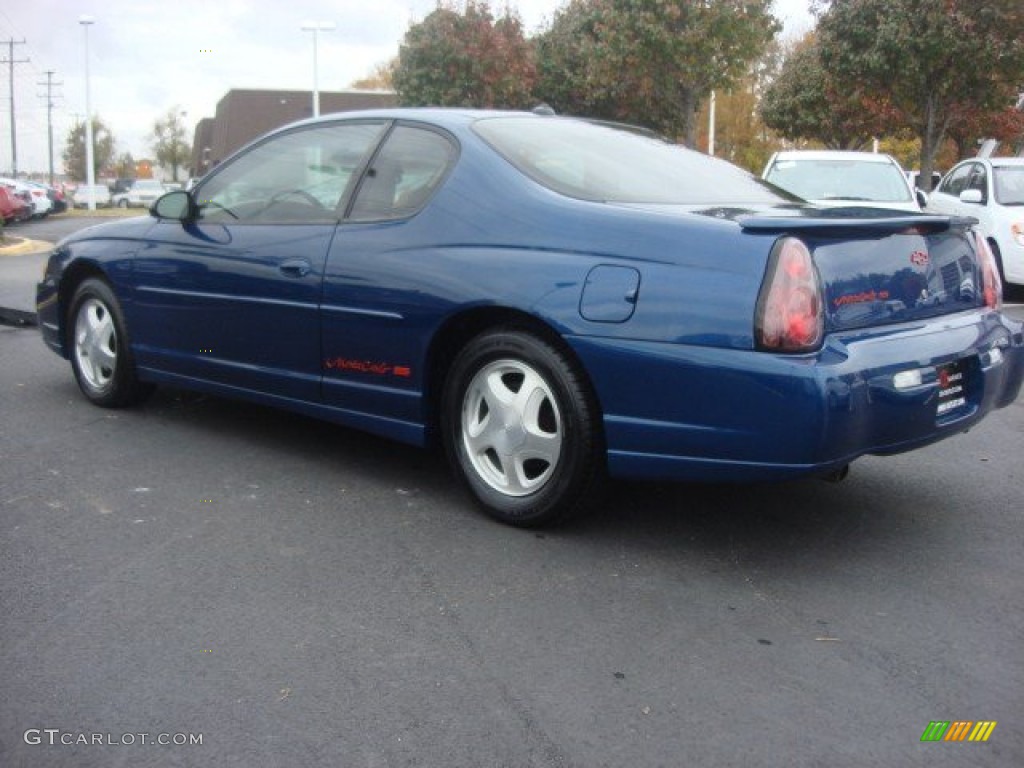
(769, 150), (898, 164)
(986, 157), (1024, 167)
(279, 107), (599, 134)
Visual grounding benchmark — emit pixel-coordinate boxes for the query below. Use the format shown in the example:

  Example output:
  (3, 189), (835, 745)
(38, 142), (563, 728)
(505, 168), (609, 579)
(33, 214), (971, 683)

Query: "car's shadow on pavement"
(125, 385), (922, 573)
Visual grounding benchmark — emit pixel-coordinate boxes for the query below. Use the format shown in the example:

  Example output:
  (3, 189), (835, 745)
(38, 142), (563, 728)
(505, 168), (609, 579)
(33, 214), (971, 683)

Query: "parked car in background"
(36, 109), (1023, 527)
(112, 179), (167, 208)
(24, 180), (67, 214)
(0, 185), (33, 223)
(763, 151), (924, 212)
(0, 177), (53, 218)
(72, 184), (112, 208)
(926, 157), (1024, 288)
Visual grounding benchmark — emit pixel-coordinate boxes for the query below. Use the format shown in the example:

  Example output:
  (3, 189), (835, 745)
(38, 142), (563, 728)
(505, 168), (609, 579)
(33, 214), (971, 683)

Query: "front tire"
(442, 329), (603, 527)
(68, 278), (153, 407)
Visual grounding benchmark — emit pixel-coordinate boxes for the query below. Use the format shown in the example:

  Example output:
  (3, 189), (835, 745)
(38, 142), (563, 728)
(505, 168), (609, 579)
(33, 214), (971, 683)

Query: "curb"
(0, 237), (54, 257)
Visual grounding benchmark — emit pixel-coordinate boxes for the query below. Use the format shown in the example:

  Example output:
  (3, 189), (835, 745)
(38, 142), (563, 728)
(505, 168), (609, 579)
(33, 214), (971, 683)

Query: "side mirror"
(959, 189), (984, 204)
(151, 190), (197, 221)
(915, 189), (928, 208)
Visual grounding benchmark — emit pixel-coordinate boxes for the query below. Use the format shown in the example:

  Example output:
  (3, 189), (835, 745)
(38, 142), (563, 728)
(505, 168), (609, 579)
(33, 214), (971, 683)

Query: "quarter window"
(197, 122), (388, 223)
(348, 126), (456, 222)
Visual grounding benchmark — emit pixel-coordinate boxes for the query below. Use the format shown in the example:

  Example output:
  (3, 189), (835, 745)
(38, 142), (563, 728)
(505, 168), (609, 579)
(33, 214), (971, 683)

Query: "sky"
(0, 1), (814, 178)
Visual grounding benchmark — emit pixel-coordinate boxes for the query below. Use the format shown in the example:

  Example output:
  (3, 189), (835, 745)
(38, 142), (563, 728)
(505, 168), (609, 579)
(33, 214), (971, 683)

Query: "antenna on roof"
(531, 103), (555, 116)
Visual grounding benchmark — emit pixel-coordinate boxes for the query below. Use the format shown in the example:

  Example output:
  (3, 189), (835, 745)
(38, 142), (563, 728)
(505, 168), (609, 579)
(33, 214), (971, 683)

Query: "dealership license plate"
(936, 358), (969, 416)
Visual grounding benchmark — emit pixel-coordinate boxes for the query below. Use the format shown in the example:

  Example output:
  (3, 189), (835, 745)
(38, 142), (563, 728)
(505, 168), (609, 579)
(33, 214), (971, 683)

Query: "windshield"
(994, 166), (1024, 205)
(765, 157), (913, 204)
(473, 117), (795, 205)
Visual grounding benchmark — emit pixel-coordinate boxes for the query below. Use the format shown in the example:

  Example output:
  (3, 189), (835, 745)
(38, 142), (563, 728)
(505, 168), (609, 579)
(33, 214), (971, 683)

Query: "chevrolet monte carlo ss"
(37, 110), (1024, 526)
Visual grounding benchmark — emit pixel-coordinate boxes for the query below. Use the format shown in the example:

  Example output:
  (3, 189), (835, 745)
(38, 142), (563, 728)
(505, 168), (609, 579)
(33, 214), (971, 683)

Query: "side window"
(348, 126), (456, 222)
(197, 122), (388, 223)
(939, 164), (972, 197)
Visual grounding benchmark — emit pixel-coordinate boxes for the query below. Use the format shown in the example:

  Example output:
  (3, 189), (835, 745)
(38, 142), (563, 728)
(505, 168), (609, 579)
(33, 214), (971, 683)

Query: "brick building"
(190, 88), (397, 177)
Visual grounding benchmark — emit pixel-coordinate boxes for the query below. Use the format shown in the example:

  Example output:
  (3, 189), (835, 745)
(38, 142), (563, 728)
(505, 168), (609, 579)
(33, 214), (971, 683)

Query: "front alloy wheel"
(68, 278), (153, 407)
(74, 297), (118, 392)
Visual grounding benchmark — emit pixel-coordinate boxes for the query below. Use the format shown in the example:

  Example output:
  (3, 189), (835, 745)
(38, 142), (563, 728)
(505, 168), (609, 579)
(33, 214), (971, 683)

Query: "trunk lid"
(739, 209), (986, 332)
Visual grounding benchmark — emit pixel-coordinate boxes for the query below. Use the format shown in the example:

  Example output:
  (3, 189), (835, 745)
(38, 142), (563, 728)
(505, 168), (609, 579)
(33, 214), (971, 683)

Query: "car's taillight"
(755, 237), (824, 353)
(973, 231), (1002, 311)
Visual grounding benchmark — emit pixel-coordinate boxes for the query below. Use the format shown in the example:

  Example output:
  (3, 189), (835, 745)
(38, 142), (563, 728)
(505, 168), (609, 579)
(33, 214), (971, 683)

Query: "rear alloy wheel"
(68, 278), (153, 407)
(443, 329), (602, 527)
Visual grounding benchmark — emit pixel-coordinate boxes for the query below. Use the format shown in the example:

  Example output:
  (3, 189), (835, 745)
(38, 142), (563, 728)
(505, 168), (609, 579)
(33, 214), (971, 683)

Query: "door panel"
(129, 120), (390, 401)
(131, 222), (334, 401)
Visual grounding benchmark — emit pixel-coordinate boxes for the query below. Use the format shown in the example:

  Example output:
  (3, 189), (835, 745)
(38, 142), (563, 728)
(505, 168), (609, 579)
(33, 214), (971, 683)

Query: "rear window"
(765, 157), (913, 204)
(473, 117), (793, 205)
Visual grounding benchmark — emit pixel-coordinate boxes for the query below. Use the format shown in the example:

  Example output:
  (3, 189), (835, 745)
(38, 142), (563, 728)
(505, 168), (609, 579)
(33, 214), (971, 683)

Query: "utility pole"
(2, 39), (29, 177)
(38, 71), (63, 186)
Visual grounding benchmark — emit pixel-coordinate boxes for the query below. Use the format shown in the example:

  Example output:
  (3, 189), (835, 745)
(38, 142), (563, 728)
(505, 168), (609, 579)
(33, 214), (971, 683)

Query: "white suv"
(926, 157), (1024, 287)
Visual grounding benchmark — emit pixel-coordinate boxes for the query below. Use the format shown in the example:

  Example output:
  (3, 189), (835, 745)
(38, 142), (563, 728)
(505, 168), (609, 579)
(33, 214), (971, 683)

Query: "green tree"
(393, 1), (537, 109)
(818, 0), (1024, 190)
(350, 59), (397, 90)
(62, 117), (116, 181)
(534, 1), (609, 118)
(151, 107), (192, 183)
(535, 0), (779, 147)
(760, 34), (896, 150)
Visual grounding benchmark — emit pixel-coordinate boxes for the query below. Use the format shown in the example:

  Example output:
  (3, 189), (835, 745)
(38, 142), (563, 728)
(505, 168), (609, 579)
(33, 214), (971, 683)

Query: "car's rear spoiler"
(738, 213), (978, 237)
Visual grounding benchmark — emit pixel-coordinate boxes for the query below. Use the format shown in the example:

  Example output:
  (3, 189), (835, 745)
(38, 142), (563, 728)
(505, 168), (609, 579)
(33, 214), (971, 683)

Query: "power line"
(38, 69), (62, 185)
(1, 37), (29, 176)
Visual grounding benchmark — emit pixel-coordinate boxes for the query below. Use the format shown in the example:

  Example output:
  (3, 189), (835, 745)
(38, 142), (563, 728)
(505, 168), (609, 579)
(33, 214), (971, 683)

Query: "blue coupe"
(37, 109), (1024, 525)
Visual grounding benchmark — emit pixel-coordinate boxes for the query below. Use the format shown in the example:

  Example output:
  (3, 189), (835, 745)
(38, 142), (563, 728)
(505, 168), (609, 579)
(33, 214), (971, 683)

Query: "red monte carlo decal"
(324, 358), (412, 377)
(834, 289), (890, 308)
(910, 250), (929, 267)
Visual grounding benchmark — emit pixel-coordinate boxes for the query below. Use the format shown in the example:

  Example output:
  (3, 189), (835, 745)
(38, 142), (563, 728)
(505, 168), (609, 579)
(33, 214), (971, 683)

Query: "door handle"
(279, 258), (312, 278)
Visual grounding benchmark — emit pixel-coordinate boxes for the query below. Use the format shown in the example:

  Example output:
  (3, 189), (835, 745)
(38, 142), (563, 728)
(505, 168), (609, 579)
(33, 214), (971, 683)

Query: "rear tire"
(68, 278), (154, 407)
(988, 239), (1007, 285)
(442, 328), (603, 527)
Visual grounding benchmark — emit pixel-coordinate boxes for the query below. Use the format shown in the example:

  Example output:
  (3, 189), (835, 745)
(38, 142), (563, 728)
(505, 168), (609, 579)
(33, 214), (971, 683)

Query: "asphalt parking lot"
(1, 217), (1022, 766)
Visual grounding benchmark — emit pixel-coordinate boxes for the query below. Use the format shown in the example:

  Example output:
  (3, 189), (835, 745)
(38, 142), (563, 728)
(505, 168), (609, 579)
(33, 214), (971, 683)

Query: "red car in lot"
(0, 185), (32, 224)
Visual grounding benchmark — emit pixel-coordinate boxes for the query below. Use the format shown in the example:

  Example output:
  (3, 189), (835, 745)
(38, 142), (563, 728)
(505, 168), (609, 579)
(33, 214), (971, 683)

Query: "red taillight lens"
(755, 237), (824, 352)
(973, 231), (1002, 310)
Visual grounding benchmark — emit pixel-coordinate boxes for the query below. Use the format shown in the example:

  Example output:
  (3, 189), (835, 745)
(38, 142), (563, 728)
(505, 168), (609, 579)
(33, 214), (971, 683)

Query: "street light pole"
(300, 21), (335, 118)
(79, 15), (95, 211)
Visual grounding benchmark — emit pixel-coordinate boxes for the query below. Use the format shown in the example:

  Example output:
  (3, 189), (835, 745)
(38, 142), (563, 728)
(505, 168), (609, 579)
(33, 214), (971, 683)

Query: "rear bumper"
(569, 310), (1024, 483)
